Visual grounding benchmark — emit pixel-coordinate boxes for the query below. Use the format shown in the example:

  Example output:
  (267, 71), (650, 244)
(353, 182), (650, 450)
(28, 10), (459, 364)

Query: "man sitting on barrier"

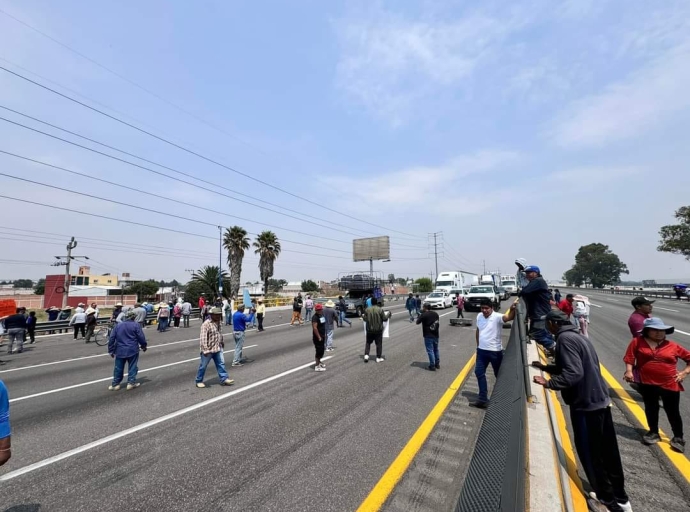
(470, 298), (517, 409)
(532, 309), (632, 512)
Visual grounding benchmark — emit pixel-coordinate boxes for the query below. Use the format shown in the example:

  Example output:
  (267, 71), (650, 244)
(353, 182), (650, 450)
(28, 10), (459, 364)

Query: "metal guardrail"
(582, 288), (690, 302)
(455, 299), (528, 512)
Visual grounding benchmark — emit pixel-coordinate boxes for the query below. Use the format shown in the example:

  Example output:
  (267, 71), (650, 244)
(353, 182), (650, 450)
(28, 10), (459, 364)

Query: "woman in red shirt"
(624, 317), (690, 453)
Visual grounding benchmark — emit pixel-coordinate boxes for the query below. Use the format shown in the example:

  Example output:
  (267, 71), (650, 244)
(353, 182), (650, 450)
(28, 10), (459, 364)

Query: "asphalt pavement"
(0, 302), (484, 512)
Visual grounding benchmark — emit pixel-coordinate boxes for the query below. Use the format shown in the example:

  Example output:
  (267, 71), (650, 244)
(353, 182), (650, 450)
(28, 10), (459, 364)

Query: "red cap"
(315, 303), (324, 310)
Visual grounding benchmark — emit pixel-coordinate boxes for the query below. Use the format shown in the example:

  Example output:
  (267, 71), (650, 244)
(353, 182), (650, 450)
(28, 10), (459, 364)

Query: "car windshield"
(428, 293), (443, 298)
(502, 281), (516, 286)
(435, 281), (453, 287)
(469, 287), (493, 293)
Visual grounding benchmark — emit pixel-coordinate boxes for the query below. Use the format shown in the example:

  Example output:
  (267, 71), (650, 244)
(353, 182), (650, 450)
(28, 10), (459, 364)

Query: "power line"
(0, 65), (421, 239)
(0, 7), (266, 155)
(0, 152), (357, 247)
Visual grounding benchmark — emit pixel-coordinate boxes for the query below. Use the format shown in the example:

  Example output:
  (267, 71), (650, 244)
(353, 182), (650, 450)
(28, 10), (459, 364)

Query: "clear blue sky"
(1, 0), (689, 284)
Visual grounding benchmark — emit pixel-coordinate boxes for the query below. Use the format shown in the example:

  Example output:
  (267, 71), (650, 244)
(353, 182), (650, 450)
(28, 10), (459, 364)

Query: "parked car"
(497, 286), (510, 301)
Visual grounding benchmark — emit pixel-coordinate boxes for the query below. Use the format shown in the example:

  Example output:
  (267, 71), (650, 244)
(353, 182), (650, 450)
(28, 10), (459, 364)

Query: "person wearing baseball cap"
(231, 304), (252, 366)
(312, 303), (327, 371)
(518, 264), (555, 352)
(532, 309), (631, 512)
(624, 317), (690, 453)
(628, 296), (654, 338)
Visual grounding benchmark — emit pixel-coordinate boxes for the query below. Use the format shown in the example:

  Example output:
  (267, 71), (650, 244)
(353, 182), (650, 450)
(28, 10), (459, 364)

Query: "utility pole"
(218, 226), (223, 297)
(53, 237), (88, 309)
(483, 260), (487, 274)
(428, 232), (442, 283)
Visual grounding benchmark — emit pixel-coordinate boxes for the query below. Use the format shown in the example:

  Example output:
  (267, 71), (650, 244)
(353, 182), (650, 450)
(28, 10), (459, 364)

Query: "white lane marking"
(0, 355), (333, 482)
(589, 303), (603, 308)
(654, 306), (679, 312)
(8, 345), (259, 403)
(676, 330), (690, 337)
(605, 299), (620, 302)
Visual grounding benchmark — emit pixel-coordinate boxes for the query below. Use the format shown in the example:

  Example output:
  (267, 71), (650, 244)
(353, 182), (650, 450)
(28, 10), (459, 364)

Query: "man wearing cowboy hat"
(108, 309), (147, 391)
(84, 307), (98, 343)
(196, 307), (234, 388)
(323, 300), (339, 352)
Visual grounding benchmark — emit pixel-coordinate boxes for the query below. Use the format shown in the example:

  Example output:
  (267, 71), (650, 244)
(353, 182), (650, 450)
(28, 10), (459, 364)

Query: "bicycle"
(94, 323), (113, 347)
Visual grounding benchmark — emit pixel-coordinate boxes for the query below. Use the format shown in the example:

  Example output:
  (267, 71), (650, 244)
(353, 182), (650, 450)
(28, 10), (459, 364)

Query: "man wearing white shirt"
(470, 298), (517, 409)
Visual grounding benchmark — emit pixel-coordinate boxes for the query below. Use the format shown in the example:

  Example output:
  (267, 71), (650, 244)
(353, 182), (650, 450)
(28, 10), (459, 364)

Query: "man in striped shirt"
(195, 307), (234, 389)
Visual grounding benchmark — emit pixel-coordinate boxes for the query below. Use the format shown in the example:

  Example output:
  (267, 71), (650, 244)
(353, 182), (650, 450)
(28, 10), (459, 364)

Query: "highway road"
(561, 289), (690, 511)
(0, 302), (487, 511)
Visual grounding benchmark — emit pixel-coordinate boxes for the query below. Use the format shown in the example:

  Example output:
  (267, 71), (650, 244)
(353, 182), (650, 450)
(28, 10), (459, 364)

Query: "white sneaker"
(315, 365), (326, 372)
(126, 383), (140, 390)
(618, 502), (633, 512)
(221, 379), (234, 386)
(196, 382), (206, 388)
(108, 384), (121, 391)
(376, 357), (385, 363)
(364, 355), (369, 362)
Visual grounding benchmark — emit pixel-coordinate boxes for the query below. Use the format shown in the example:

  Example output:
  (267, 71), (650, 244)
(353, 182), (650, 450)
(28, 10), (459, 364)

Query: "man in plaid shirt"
(195, 307), (235, 389)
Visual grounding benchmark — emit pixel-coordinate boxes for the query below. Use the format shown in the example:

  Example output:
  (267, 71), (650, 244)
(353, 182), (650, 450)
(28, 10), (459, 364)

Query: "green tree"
(563, 268), (584, 287)
(12, 279), (33, 288)
(223, 226), (250, 299)
(183, 280), (208, 307)
(33, 278), (46, 295)
(190, 266), (230, 300)
(658, 206), (690, 260)
(301, 279), (320, 293)
(124, 280), (160, 301)
(254, 231), (281, 297)
(396, 277), (408, 286)
(387, 273), (396, 284)
(415, 277), (433, 292)
(266, 278), (287, 293)
(564, 243), (629, 288)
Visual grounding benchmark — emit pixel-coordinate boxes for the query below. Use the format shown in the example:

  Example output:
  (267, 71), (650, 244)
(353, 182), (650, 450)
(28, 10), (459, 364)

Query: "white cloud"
(333, 7), (529, 125)
(547, 166), (640, 185)
(324, 149), (518, 214)
(551, 42), (690, 148)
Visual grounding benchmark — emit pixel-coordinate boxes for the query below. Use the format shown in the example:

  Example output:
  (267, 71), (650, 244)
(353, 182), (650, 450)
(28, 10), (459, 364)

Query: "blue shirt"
(0, 380), (9, 439)
(232, 310), (250, 331)
(366, 297), (372, 308)
(108, 320), (147, 358)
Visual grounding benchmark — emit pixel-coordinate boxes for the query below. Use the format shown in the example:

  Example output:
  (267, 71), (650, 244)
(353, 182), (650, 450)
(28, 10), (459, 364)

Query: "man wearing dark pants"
(532, 309), (631, 512)
(470, 299), (516, 408)
(416, 303), (440, 371)
(362, 297), (387, 363)
(312, 303), (326, 371)
(518, 265), (555, 353)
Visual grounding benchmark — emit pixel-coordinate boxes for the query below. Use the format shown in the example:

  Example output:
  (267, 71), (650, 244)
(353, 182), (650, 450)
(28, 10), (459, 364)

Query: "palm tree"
(223, 226), (250, 299)
(253, 231), (281, 297)
(191, 265), (230, 300)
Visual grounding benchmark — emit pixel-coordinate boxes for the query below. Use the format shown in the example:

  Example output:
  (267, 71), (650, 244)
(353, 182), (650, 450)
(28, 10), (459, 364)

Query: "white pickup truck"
(464, 285), (501, 312)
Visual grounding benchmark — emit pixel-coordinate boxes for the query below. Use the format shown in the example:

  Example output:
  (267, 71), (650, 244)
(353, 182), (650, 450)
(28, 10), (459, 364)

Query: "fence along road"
(0, 301), (488, 511)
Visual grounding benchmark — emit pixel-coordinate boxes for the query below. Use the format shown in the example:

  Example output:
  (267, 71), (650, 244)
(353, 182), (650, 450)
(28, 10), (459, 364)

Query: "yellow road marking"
(599, 363), (690, 484)
(356, 354), (477, 512)
(538, 350), (589, 511)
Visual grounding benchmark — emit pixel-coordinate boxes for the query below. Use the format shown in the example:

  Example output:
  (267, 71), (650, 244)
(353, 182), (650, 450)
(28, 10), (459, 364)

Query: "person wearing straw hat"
(624, 317), (690, 453)
(84, 308), (98, 343)
(256, 299), (266, 332)
(196, 307), (234, 388)
(108, 309), (147, 391)
(156, 302), (170, 332)
(323, 300), (338, 351)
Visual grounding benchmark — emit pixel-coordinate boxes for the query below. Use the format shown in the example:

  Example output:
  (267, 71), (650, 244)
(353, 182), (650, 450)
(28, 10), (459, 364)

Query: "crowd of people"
(517, 261), (690, 512)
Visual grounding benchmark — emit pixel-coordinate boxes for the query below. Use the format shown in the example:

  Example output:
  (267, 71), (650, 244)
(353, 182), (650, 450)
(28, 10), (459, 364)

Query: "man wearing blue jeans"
(416, 303), (440, 370)
(518, 265), (555, 352)
(470, 298), (517, 408)
(231, 304), (252, 366)
(108, 310), (147, 391)
(337, 296), (352, 327)
(196, 307), (234, 388)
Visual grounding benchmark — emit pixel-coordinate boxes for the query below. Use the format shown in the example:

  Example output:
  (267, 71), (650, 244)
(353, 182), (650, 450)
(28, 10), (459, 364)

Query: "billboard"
(353, 236), (390, 262)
